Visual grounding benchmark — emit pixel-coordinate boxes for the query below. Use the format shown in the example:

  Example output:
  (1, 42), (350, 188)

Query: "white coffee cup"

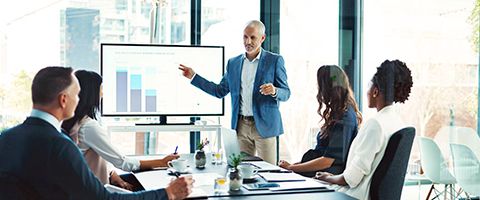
(238, 164), (258, 179)
(168, 159), (188, 172)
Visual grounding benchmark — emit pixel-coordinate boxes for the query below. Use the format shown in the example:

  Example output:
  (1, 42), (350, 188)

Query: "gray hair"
(245, 20), (265, 35)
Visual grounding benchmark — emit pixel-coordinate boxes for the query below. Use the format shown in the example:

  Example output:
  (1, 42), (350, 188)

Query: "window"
(279, 0), (339, 161)
(200, 0), (260, 131)
(0, 0), (191, 155)
(363, 0), (479, 170)
(151, 0), (190, 44)
(1, 0), (66, 130)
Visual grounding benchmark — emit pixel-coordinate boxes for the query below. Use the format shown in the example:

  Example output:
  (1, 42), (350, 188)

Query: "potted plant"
(194, 138), (209, 169)
(228, 153), (244, 191)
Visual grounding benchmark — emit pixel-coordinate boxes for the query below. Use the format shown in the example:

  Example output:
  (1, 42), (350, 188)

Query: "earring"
(373, 94), (377, 98)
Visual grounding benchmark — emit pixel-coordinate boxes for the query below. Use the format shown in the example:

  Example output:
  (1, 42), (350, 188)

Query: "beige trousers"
(236, 117), (277, 164)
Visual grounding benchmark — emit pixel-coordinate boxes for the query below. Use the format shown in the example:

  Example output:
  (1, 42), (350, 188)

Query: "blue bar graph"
(145, 89), (157, 112)
(130, 74), (142, 112)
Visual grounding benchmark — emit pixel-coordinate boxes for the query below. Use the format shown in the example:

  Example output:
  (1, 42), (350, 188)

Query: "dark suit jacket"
(191, 49), (290, 138)
(0, 117), (167, 200)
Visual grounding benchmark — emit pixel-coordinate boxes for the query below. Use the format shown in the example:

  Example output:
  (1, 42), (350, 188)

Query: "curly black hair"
(371, 60), (413, 104)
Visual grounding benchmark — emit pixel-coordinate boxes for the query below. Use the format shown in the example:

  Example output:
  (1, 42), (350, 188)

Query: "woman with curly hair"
(278, 65), (362, 177)
(316, 59), (413, 200)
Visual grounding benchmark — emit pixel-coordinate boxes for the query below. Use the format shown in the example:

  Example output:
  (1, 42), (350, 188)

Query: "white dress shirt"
(30, 109), (62, 132)
(75, 117), (140, 172)
(334, 105), (407, 200)
(240, 49), (261, 116)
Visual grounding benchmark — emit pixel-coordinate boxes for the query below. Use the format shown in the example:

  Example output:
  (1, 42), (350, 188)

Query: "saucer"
(167, 167), (191, 174)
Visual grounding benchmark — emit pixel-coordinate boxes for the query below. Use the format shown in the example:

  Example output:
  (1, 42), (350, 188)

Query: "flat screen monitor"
(100, 43), (224, 117)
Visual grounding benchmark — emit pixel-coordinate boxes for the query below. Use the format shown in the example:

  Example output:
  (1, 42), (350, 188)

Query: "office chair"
(369, 127), (415, 200)
(0, 172), (40, 200)
(449, 126), (480, 161)
(450, 143), (480, 198)
(419, 137), (459, 199)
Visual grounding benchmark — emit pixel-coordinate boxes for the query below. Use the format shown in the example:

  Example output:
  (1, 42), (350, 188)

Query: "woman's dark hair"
(371, 59), (413, 105)
(317, 65), (362, 137)
(62, 70), (102, 133)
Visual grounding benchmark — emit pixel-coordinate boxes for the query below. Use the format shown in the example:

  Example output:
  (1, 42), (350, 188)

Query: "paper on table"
(258, 172), (306, 182)
(133, 171), (171, 190)
(269, 178), (328, 191)
(134, 171), (221, 189)
(190, 173), (222, 187)
(134, 171), (211, 198)
(188, 188), (208, 198)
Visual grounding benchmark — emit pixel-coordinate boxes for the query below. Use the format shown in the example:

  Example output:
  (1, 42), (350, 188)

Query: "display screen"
(100, 43), (224, 116)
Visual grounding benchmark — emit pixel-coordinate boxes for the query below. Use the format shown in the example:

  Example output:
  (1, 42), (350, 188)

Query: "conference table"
(129, 154), (355, 200)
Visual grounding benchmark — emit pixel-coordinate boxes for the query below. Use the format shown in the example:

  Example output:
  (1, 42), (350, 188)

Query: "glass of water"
(211, 148), (223, 165)
(214, 148), (223, 165)
(213, 177), (228, 193)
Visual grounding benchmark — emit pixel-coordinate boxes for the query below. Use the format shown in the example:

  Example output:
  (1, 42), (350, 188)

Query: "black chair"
(369, 127), (416, 200)
(0, 172), (40, 200)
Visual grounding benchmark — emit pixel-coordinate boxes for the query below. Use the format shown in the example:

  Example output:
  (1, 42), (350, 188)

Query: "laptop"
(221, 128), (275, 167)
(221, 127), (241, 166)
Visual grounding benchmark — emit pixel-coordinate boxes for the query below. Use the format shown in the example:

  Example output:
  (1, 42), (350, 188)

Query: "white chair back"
(419, 137), (456, 184)
(449, 126), (480, 160)
(450, 143), (480, 196)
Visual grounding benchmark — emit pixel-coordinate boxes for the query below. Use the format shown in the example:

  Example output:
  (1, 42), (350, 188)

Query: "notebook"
(270, 179), (328, 191)
(133, 171), (210, 198)
(242, 161), (285, 172)
(104, 184), (133, 193)
(258, 172), (306, 182)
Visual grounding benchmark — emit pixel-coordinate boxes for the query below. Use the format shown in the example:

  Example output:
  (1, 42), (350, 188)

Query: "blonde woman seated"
(62, 70), (179, 190)
(315, 60), (413, 200)
(278, 65), (362, 177)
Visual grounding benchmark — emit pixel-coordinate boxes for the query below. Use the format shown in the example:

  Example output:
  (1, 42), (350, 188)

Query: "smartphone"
(257, 183), (280, 188)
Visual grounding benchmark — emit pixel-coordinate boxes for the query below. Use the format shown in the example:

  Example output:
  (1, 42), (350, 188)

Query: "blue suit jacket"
(0, 117), (167, 200)
(191, 49), (290, 138)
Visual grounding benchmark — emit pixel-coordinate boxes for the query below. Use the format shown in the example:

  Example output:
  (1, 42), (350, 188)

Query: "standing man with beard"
(179, 20), (290, 164)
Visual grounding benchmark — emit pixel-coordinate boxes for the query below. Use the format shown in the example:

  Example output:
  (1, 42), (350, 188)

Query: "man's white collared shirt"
(240, 50), (261, 116)
(30, 109), (62, 132)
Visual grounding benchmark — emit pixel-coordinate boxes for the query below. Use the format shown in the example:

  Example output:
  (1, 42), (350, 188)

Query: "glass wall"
(279, 0), (339, 161)
(363, 0), (478, 172)
(1, 0), (478, 163)
(200, 0), (260, 132)
(0, 0), (191, 155)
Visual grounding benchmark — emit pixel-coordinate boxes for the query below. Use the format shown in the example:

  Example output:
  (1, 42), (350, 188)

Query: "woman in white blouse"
(62, 70), (179, 190)
(315, 60), (413, 200)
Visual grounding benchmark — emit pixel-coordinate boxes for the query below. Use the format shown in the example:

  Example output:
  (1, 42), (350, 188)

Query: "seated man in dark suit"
(0, 66), (193, 199)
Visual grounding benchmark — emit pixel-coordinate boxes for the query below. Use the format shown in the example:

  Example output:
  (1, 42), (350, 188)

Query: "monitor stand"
(135, 115), (193, 126)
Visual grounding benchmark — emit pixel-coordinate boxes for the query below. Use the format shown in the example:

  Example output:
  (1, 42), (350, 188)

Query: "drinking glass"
(214, 148), (223, 165)
(213, 177), (228, 193)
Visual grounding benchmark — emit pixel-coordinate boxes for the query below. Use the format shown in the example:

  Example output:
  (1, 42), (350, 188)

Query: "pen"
(174, 146), (178, 154)
(173, 171), (181, 178)
(264, 170), (292, 173)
